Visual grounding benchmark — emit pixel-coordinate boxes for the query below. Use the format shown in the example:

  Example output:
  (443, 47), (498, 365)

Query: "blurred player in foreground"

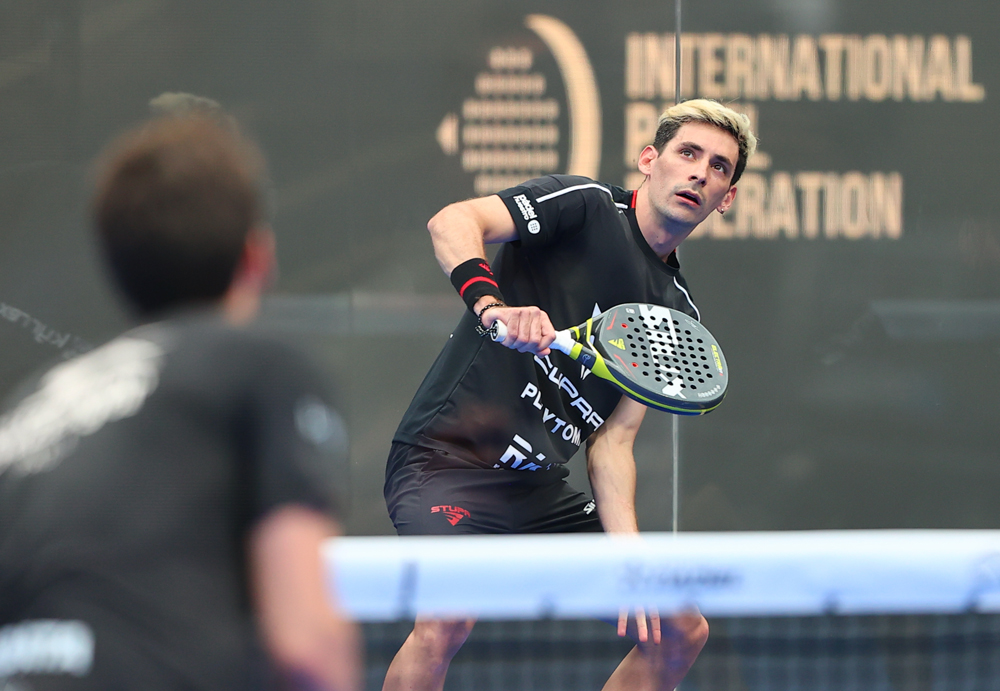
(383, 99), (756, 691)
(0, 116), (359, 690)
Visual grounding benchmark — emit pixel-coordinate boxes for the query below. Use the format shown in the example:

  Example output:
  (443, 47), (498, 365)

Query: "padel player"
(383, 99), (757, 691)
(0, 117), (358, 690)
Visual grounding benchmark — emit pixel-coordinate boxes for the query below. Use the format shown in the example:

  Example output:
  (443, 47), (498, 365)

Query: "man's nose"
(689, 165), (708, 184)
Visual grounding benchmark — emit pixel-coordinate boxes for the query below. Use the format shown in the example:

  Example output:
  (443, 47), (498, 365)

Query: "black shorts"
(384, 443), (603, 535)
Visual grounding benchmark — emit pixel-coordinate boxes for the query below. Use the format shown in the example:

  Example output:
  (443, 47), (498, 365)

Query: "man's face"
(638, 121), (739, 229)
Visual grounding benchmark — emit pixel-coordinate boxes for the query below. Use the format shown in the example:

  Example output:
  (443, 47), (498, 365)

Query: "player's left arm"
(586, 395), (647, 534)
(587, 396), (709, 658)
(586, 395), (659, 640)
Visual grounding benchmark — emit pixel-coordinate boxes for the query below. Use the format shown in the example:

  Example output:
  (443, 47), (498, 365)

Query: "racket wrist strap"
(450, 258), (504, 313)
(474, 301), (506, 338)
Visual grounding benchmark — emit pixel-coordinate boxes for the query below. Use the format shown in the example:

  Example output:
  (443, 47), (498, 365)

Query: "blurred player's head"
(653, 99), (757, 184)
(91, 116), (272, 320)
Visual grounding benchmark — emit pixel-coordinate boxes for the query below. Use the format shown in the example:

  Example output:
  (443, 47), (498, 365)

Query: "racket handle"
(492, 323), (577, 359)
(491, 320), (507, 342)
(549, 330), (575, 356)
(492, 322), (573, 351)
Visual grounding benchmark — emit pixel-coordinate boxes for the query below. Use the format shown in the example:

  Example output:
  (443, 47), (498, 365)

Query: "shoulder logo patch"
(513, 194), (537, 220)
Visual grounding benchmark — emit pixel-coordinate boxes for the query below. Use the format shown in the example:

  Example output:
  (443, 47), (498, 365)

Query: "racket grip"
(491, 320), (507, 342)
(549, 330), (575, 356)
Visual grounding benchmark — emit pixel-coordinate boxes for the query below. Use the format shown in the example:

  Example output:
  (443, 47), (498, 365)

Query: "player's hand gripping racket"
(491, 303), (727, 415)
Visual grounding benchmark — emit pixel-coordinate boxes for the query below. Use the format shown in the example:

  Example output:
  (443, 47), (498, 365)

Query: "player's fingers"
(514, 308), (543, 354)
(538, 313), (557, 351)
(635, 606), (648, 643)
(524, 309), (550, 355)
(523, 307), (556, 355)
(501, 310), (522, 348)
(513, 316), (535, 353)
(617, 609), (628, 637)
(650, 608), (662, 645)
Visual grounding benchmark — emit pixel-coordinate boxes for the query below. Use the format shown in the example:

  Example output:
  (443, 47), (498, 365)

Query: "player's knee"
(410, 619), (475, 659)
(684, 614), (709, 652)
(642, 613), (709, 661)
(667, 612), (708, 657)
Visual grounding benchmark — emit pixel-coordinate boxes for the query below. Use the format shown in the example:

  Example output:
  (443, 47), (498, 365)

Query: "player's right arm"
(428, 196), (556, 355)
(427, 195), (516, 273)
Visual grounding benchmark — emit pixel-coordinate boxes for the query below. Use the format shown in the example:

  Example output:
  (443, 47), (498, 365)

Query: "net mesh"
(363, 613), (1000, 691)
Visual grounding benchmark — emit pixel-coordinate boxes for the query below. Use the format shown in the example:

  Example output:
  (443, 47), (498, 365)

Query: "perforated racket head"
(590, 304), (728, 414)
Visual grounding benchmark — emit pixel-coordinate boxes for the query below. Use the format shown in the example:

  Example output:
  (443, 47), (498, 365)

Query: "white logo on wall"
(438, 22), (986, 242)
(436, 15), (602, 195)
(624, 32), (985, 241)
(0, 337), (165, 476)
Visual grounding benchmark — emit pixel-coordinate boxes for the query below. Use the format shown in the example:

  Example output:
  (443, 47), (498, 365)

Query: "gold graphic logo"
(436, 15), (601, 195)
(608, 338), (626, 350)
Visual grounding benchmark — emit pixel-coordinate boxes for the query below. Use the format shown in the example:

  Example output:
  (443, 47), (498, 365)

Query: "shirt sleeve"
(497, 174), (619, 249)
(243, 341), (349, 522)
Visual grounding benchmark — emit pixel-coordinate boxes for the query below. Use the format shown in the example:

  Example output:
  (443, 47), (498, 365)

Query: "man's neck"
(633, 183), (695, 261)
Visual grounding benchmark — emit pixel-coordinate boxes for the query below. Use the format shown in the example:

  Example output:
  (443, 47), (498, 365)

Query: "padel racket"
(492, 303), (727, 415)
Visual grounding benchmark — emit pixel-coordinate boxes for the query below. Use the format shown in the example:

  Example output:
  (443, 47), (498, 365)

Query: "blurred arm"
(249, 505), (360, 691)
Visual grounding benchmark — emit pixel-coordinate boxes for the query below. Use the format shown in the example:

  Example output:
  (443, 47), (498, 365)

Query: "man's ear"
(636, 145), (659, 177)
(223, 225), (276, 324)
(718, 185), (737, 214)
(236, 225), (277, 289)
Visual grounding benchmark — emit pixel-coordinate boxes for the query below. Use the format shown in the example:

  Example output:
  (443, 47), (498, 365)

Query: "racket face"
(590, 304), (728, 414)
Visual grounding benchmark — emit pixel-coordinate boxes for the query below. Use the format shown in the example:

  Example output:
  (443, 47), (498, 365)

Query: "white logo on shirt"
(295, 395), (348, 453)
(513, 194), (537, 220)
(0, 337), (165, 476)
(527, 219), (541, 234)
(0, 620), (94, 677)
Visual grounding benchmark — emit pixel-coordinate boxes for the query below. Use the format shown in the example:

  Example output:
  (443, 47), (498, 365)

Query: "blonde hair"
(653, 99), (758, 184)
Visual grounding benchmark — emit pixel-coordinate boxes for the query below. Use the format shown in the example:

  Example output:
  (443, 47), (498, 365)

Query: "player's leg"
(601, 611), (709, 691)
(512, 468), (602, 534)
(382, 444), (513, 691)
(382, 617), (477, 691)
(515, 478), (708, 690)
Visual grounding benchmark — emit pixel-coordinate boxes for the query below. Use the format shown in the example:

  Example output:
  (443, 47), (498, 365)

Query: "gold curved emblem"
(525, 15), (602, 179)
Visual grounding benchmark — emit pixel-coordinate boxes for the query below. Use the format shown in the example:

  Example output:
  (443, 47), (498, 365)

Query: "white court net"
(328, 531), (1000, 690)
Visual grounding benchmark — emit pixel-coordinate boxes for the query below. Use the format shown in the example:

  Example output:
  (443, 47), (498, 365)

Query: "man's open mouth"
(676, 191), (701, 206)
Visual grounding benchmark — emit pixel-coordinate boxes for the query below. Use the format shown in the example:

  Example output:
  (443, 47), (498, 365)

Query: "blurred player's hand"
(618, 606), (662, 644)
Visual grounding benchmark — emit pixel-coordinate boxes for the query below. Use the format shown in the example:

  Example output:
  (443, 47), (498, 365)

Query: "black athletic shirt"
(391, 174), (700, 475)
(0, 312), (348, 690)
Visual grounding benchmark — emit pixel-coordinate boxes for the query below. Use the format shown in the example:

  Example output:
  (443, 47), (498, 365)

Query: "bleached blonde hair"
(653, 99), (758, 184)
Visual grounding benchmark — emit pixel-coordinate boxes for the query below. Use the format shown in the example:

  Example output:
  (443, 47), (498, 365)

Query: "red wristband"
(449, 258), (504, 312)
